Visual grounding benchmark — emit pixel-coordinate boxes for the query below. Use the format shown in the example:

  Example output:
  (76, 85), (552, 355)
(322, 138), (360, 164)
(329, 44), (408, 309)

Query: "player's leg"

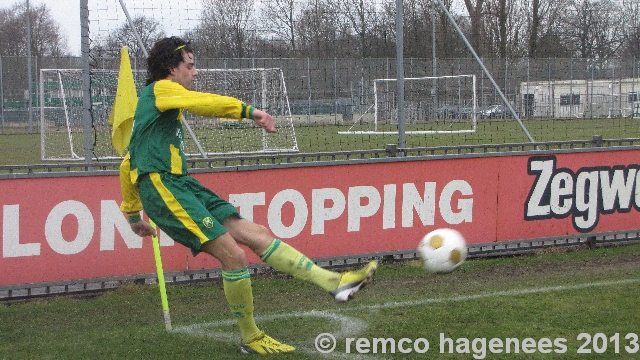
(199, 236), (294, 354)
(140, 174), (294, 353)
(197, 185), (346, 293)
(223, 216), (378, 302)
(223, 216), (340, 290)
(199, 235), (260, 342)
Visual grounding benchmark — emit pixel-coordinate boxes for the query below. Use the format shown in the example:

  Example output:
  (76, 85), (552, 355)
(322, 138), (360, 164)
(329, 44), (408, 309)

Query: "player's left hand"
(130, 220), (157, 237)
(252, 109), (277, 133)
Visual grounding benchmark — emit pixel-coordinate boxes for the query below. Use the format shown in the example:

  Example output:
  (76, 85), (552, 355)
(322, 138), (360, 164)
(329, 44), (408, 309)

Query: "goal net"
(40, 68), (298, 160)
(339, 74), (477, 134)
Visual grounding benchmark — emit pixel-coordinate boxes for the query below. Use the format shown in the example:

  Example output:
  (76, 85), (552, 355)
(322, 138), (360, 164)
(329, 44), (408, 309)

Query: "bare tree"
(403, 0), (432, 58)
(561, 0), (623, 60)
(434, 0), (469, 59)
(296, 0), (341, 58)
(528, 0), (542, 57)
(620, 0), (640, 58)
(484, 0), (527, 58)
(370, 1), (397, 57)
(261, 0), (299, 54)
(98, 16), (165, 59)
(524, 0), (571, 57)
(334, 0), (381, 58)
(0, 6), (23, 56)
(193, 0), (258, 58)
(496, 0), (509, 57)
(0, 2), (67, 57)
(375, 0), (468, 59)
(462, 0), (487, 56)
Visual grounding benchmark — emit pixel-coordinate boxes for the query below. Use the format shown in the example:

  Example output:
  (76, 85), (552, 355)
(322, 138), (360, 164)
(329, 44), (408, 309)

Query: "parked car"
(458, 107), (474, 119)
(479, 104), (507, 119)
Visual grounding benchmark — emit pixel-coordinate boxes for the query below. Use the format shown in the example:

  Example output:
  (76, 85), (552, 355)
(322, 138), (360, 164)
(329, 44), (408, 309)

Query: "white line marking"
(341, 278), (640, 313)
(172, 310), (367, 340)
(172, 311), (373, 359)
(171, 278), (639, 358)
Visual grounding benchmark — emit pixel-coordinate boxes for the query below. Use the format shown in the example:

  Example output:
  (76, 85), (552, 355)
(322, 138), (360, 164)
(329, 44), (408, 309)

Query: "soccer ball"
(417, 228), (468, 273)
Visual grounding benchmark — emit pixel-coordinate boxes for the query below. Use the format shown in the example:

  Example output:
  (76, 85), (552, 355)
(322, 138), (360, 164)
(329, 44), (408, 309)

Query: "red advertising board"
(2, 149), (640, 286)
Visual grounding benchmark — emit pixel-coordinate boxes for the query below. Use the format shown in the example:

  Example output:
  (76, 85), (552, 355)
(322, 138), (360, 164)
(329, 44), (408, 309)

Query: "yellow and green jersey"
(119, 79), (254, 217)
(129, 79), (253, 182)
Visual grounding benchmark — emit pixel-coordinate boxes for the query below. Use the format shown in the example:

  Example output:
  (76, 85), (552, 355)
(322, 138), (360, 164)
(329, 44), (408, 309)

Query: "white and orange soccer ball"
(417, 228), (468, 273)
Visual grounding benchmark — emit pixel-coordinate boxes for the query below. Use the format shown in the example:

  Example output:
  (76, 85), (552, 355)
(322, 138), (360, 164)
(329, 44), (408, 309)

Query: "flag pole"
(149, 219), (172, 331)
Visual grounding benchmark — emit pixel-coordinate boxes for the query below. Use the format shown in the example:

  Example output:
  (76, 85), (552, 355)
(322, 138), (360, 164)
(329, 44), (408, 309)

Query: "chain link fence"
(5, 0), (640, 157)
(3, 55), (640, 152)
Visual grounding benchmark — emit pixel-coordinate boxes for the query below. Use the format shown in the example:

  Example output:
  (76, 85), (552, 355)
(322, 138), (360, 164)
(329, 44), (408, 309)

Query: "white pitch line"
(172, 310), (368, 340)
(170, 278), (639, 358)
(171, 311), (375, 359)
(339, 278), (640, 313)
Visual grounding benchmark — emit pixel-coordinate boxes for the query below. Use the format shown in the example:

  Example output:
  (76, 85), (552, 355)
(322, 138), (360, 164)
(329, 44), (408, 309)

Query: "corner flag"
(108, 47), (138, 156)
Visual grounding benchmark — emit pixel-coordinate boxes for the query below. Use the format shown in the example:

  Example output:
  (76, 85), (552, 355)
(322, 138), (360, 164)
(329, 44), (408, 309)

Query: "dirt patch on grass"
(473, 250), (640, 279)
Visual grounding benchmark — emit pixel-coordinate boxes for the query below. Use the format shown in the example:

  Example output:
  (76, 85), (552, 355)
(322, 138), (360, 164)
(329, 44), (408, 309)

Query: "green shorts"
(138, 172), (239, 255)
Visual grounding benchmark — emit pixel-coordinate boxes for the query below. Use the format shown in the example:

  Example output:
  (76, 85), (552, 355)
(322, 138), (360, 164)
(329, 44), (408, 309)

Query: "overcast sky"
(30, 0), (81, 55)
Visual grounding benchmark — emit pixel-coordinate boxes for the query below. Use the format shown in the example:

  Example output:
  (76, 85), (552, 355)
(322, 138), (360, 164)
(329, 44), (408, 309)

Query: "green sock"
(222, 268), (262, 343)
(261, 239), (341, 291)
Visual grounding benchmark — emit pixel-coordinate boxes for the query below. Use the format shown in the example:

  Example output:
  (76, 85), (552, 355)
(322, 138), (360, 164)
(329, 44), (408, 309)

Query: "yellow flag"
(108, 47), (138, 156)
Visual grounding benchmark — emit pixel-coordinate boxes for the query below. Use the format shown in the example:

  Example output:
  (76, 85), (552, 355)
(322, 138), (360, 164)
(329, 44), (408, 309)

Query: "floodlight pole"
(0, 56), (4, 133)
(80, 0), (94, 166)
(432, 0), (537, 146)
(396, 0), (406, 153)
(431, 1), (438, 119)
(26, 0), (33, 134)
(117, 0), (208, 158)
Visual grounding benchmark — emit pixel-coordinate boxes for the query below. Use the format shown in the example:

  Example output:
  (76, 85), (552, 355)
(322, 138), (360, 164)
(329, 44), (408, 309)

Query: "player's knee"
(219, 247), (247, 269)
(226, 247), (247, 268)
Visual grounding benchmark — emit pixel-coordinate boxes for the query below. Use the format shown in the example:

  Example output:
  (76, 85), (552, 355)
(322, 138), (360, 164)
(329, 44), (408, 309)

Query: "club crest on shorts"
(202, 216), (214, 228)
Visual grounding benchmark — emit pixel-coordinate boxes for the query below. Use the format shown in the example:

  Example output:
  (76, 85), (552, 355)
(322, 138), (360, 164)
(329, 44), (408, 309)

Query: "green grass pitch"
(0, 244), (638, 359)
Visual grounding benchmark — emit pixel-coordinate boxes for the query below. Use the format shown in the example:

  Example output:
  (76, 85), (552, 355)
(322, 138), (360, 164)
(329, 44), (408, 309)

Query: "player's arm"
(119, 153), (156, 237)
(153, 80), (276, 132)
(154, 80), (247, 118)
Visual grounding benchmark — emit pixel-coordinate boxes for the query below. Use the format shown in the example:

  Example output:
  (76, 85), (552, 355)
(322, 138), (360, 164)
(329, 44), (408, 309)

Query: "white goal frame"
(39, 67), (298, 160)
(339, 74), (477, 135)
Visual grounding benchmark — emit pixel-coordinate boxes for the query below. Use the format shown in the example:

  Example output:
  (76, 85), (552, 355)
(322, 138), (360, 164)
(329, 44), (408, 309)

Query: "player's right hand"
(252, 109), (277, 133)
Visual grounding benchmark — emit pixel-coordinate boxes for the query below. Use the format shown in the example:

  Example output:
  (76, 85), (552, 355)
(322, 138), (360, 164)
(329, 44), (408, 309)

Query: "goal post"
(186, 68), (298, 156)
(339, 74), (477, 135)
(41, 68), (144, 161)
(40, 67), (298, 160)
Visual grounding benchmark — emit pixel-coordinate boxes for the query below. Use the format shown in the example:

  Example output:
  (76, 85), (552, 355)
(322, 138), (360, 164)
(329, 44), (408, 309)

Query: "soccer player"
(119, 36), (377, 355)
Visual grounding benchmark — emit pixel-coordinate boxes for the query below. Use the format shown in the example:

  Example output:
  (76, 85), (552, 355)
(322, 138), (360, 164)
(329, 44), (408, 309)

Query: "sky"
(30, 0), (81, 56)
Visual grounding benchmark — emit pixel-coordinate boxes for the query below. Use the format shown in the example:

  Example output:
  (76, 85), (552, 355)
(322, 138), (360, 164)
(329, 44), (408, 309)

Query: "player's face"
(169, 51), (198, 89)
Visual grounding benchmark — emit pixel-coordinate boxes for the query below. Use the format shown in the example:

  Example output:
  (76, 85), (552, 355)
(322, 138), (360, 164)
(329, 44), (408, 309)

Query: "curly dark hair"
(145, 36), (193, 86)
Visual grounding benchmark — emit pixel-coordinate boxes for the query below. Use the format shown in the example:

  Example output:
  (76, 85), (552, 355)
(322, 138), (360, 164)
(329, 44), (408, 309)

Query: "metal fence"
(3, 55), (640, 150)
